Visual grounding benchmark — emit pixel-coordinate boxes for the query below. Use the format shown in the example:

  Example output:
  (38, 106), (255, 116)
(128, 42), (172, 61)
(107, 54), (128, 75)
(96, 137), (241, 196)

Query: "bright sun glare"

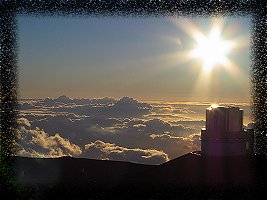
(168, 18), (246, 75)
(192, 26), (233, 72)
(165, 18), (249, 102)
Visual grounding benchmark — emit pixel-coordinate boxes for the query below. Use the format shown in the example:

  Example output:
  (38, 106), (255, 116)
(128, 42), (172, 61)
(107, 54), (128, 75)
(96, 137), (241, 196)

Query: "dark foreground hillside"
(1, 152), (267, 199)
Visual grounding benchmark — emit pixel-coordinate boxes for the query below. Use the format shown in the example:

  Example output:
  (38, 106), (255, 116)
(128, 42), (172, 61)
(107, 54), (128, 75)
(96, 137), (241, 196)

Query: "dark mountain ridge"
(2, 152), (267, 199)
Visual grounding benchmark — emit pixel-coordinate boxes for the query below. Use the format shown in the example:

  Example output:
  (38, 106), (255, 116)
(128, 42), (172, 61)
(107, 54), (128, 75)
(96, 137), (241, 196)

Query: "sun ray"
(170, 17), (206, 41)
(151, 17), (249, 102)
(170, 18), (249, 102)
(220, 58), (251, 91)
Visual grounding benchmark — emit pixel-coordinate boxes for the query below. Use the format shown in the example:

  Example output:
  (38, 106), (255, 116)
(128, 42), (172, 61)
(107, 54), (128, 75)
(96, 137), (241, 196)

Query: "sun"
(191, 26), (233, 72)
(167, 18), (241, 75)
(161, 17), (249, 102)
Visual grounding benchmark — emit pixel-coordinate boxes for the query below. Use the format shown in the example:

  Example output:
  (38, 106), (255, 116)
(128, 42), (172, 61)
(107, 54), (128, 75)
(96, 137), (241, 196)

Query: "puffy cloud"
(145, 113), (184, 120)
(120, 118), (196, 137)
(52, 96), (116, 105)
(16, 126), (82, 158)
(172, 108), (196, 114)
(144, 119), (193, 135)
(89, 97), (117, 105)
(149, 133), (184, 140)
(91, 96), (152, 118)
(46, 96), (152, 118)
(151, 105), (195, 115)
(149, 132), (200, 143)
(81, 140), (169, 165)
(145, 104), (205, 123)
(170, 120), (205, 131)
(29, 114), (78, 138)
(28, 114), (123, 146)
(147, 132), (201, 158)
(54, 95), (73, 104)
(42, 97), (58, 106)
(18, 102), (36, 110)
(17, 117), (31, 127)
(152, 105), (174, 114)
(23, 96), (117, 111)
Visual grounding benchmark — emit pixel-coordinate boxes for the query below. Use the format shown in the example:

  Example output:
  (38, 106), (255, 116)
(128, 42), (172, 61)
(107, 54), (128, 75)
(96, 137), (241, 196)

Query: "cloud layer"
(17, 96), (251, 164)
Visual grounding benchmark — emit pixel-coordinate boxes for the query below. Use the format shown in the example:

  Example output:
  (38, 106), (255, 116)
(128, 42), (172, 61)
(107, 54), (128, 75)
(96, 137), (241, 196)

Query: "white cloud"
(16, 126), (82, 158)
(17, 117), (31, 127)
(148, 132), (201, 157)
(119, 118), (196, 137)
(81, 140), (169, 165)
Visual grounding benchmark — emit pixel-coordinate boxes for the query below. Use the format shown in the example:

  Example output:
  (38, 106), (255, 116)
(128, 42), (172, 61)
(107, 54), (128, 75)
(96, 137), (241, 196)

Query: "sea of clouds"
(16, 96), (252, 165)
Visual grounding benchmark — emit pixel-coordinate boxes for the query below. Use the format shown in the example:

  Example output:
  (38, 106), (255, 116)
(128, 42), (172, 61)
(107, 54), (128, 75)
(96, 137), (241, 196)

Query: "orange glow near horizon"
(210, 104), (219, 108)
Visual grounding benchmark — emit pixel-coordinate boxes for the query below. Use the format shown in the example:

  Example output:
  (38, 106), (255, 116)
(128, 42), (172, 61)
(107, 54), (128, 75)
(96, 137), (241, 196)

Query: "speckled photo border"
(0, 0), (266, 196)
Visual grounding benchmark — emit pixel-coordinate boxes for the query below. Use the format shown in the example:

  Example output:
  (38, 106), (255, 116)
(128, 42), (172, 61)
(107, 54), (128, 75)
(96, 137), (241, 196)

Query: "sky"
(17, 16), (251, 103)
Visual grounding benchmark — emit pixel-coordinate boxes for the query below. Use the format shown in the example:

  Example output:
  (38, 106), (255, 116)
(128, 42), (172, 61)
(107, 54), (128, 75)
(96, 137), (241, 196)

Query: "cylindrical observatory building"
(201, 106), (254, 156)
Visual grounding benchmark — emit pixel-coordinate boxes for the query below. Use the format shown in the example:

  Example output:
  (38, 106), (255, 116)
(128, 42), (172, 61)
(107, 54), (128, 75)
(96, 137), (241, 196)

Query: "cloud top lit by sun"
(191, 26), (234, 73)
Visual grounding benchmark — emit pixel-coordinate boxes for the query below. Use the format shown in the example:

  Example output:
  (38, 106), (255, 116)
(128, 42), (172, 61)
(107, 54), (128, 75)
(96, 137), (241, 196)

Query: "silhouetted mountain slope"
(12, 153), (267, 186)
(2, 153), (267, 199)
(13, 156), (155, 185)
(145, 153), (267, 187)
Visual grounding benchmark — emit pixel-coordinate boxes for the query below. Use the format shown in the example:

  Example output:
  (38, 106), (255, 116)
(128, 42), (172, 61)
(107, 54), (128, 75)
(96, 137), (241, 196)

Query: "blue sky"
(17, 16), (251, 102)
